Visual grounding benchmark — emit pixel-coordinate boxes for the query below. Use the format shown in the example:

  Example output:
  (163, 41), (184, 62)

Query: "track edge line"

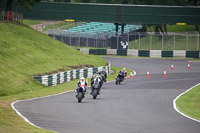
(173, 83), (200, 123)
(10, 70), (137, 132)
(11, 90), (74, 133)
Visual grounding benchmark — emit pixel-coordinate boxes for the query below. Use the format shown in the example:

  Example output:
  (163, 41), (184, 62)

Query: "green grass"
(0, 22), (125, 133)
(0, 22), (107, 96)
(167, 25), (200, 33)
(176, 84), (200, 121)
(147, 24), (200, 33)
(0, 66), (124, 133)
(23, 19), (44, 26)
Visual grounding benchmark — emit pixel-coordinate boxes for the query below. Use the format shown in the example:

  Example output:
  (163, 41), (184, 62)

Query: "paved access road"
(14, 58), (200, 133)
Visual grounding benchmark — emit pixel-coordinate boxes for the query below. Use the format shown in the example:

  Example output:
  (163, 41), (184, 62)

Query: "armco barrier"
(173, 50), (186, 57)
(150, 50), (161, 58)
(33, 63), (111, 86)
(79, 48), (199, 59)
(107, 49), (117, 55)
(162, 51), (173, 57)
(139, 50), (150, 57)
(186, 51), (199, 59)
(127, 49), (138, 56)
(117, 49), (127, 56)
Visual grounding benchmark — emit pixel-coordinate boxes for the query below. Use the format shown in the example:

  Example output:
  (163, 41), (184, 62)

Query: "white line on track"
(173, 83), (200, 123)
(11, 70), (199, 133)
(11, 90), (74, 133)
(11, 71), (136, 132)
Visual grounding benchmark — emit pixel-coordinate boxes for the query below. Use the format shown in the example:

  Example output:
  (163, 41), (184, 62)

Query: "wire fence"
(128, 32), (199, 51)
(0, 10), (23, 24)
(48, 29), (200, 51)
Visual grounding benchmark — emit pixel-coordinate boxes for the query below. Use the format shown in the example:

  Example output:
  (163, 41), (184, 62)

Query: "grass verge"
(23, 19), (44, 26)
(0, 22), (106, 96)
(0, 66), (125, 133)
(176, 84), (200, 121)
(0, 22), (129, 133)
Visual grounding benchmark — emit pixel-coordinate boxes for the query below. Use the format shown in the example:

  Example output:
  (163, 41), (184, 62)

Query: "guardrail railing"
(0, 10), (23, 24)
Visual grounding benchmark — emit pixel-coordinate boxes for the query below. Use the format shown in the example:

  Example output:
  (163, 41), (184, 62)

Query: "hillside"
(0, 22), (106, 96)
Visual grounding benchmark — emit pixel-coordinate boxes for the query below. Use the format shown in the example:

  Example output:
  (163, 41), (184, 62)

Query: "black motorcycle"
(76, 87), (85, 102)
(91, 78), (101, 99)
(116, 72), (124, 85)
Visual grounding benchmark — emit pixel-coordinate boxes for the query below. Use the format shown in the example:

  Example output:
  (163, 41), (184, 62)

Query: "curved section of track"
(14, 58), (200, 133)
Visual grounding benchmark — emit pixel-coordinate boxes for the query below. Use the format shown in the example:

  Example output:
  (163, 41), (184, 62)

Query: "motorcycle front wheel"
(77, 92), (83, 102)
(92, 89), (98, 99)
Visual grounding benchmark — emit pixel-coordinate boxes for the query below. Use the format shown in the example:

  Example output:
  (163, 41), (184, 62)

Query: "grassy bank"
(0, 22), (126, 133)
(23, 19), (44, 26)
(0, 66), (123, 133)
(176, 84), (200, 121)
(0, 22), (107, 96)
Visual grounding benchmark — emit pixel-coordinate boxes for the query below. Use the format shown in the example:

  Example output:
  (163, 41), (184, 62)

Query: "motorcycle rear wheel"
(93, 89), (98, 99)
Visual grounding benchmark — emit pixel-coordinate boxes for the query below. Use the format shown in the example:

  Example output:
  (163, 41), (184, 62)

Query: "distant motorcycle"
(116, 72), (124, 85)
(76, 87), (85, 102)
(91, 78), (101, 99)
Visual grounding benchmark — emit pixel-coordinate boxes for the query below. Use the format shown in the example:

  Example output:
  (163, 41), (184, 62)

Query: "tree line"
(5, 0), (200, 32)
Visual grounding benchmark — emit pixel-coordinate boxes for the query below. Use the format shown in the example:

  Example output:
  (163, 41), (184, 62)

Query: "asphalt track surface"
(14, 57), (200, 133)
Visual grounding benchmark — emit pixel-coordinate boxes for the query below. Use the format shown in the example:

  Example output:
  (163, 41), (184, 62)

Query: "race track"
(14, 57), (200, 133)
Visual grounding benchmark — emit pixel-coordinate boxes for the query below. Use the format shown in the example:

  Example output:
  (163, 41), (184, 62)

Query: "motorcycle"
(116, 72), (124, 85)
(99, 74), (104, 88)
(76, 87), (85, 102)
(91, 78), (101, 99)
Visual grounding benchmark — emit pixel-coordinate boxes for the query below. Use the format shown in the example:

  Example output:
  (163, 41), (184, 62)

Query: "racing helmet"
(80, 77), (85, 80)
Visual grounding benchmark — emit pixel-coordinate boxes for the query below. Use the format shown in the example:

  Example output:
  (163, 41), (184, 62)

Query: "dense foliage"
(70, 0), (200, 6)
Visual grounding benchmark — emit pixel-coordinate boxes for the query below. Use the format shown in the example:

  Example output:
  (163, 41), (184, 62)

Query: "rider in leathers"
(118, 68), (127, 80)
(75, 77), (88, 95)
(97, 68), (107, 82)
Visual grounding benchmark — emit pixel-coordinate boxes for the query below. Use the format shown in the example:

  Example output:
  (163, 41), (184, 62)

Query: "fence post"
(174, 33), (175, 50)
(76, 36), (77, 47)
(138, 32), (140, 49)
(196, 31), (199, 51)
(117, 36), (119, 49)
(186, 32), (188, 50)
(128, 33), (129, 45)
(96, 37), (97, 48)
(162, 33), (164, 50)
(87, 34), (88, 47)
(2, 10), (4, 21)
(79, 36), (81, 47)
(70, 36), (71, 46)
(61, 35), (63, 42)
(12, 12), (14, 23)
(149, 33), (152, 50)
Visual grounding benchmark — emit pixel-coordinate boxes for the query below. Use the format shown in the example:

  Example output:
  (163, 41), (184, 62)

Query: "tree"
(6, 0), (41, 11)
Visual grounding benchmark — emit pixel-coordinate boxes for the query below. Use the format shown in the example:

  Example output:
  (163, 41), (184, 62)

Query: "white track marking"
(11, 71), (136, 131)
(11, 90), (74, 133)
(173, 83), (200, 123)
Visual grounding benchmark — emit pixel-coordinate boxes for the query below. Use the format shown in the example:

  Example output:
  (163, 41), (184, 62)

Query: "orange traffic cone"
(130, 70), (133, 78)
(187, 62), (190, 70)
(163, 69), (167, 77)
(147, 70), (150, 78)
(171, 64), (174, 70)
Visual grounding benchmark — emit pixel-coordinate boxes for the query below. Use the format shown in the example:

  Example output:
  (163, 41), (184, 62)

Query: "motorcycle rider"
(75, 77), (88, 95)
(122, 67), (127, 78)
(97, 68), (107, 82)
(91, 75), (101, 95)
(118, 68), (127, 80)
